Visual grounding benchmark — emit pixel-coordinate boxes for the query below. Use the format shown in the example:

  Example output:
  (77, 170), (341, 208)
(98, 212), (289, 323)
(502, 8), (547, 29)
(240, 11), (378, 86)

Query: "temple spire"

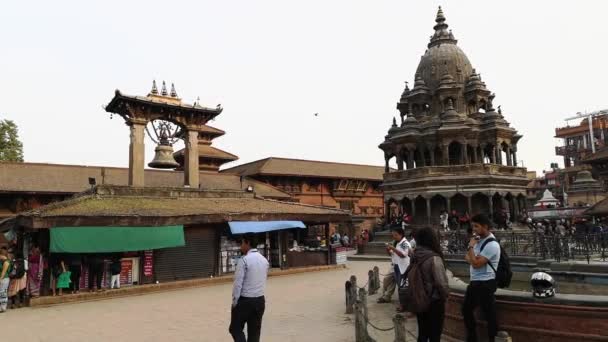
(161, 81), (168, 96)
(170, 83), (178, 98)
(428, 6), (457, 48)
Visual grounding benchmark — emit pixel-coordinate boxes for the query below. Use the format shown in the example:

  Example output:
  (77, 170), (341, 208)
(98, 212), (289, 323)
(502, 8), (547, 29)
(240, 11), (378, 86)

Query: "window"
(356, 181), (367, 192)
(336, 180), (348, 191)
(339, 201), (354, 212)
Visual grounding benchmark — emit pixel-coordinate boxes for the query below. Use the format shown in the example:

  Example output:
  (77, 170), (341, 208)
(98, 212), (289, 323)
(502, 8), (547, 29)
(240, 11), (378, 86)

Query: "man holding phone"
(463, 214), (500, 342)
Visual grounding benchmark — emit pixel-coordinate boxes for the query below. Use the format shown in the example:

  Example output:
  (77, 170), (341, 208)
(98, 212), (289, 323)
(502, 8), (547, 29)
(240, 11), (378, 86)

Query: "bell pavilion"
(379, 7), (529, 225)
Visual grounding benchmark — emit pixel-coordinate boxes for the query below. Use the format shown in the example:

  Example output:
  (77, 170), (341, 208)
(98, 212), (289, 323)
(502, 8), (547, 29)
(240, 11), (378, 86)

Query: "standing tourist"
(387, 227), (410, 312)
(87, 254), (105, 292)
(8, 252), (27, 308)
(439, 211), (449, 231)
(68, 254), (83, 294)
(110, 256), (122, 289)
(27, 246), (43, 298)
(229, 233), (269, 342)
(55, 258), (71, 296)
(0, 246), (11, 313)
(410, 227), (449, 342)
(463, 214), (500, 342)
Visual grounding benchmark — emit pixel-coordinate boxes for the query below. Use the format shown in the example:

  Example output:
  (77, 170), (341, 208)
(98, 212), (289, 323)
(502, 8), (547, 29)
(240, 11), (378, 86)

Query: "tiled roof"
(174, 145), (238, 161)
(222, 157), (386, 181)
(3, 185), (349, 229)
(0, 162), (289, 199)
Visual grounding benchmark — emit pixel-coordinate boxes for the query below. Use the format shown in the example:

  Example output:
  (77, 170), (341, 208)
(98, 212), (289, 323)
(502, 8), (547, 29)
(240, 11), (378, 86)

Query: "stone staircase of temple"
(364, 230), (394, 256)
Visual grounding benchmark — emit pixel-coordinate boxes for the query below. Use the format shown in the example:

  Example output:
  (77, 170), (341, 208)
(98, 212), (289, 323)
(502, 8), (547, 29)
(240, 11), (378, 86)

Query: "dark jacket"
(411, 246), (449, 302)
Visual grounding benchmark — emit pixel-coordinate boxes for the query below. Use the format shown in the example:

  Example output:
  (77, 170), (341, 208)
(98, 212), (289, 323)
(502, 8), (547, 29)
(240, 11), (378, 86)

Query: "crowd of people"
(376, 214), (502, 342)
(0, 245), (124, 313)
(527, 217), (608, 236)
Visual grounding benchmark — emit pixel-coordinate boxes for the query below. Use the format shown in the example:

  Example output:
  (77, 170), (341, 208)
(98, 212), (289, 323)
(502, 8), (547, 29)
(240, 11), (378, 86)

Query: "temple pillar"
(513, 149), (518, 167)
(443, 145), (449, 165)
(385, 201), (391, 223)
(128, 120), (146, 187)
(447, 196), (451, 213)
(385, 157), (390, 173)
(467, 195), (473, 214)
(406, 151), (414, 169)
(184, 129), (200, 188)
(488, 195), (494, 219)
(506, 147), (513, 166)
(463, 143), (469, 165)
(411, 200), (417, 219)
(429, 147), (436, 166)
(492, 146), (498, 164)
(419, 149), (426, 167)
(397, 155), (404, 170)
(426, 197), (432, 225)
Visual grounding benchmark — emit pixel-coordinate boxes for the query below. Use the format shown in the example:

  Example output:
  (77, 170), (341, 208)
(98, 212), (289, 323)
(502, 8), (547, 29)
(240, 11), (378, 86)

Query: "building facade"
(222, 157), (385, 233)
(379, 7), (529, 225)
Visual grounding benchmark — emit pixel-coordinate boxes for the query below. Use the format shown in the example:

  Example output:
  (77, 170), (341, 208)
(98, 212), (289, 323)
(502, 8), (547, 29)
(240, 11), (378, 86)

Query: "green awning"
(50, 225), (185, 253)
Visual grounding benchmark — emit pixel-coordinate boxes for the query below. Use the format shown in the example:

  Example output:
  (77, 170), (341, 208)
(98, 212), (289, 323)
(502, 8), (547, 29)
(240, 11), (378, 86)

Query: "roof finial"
(429, 6), (456, 48)
(151, 80), (159, 95)
(404, 81), (409, 91)
(161, 81), (168, 96)
(170, 83), (178, 98)
(436, 6), (446, 23)
(392, 117), (398, 127)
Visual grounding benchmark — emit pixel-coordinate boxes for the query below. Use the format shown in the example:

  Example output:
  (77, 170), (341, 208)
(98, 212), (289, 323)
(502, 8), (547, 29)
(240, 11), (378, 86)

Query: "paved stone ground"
(2, 261), (417, 342)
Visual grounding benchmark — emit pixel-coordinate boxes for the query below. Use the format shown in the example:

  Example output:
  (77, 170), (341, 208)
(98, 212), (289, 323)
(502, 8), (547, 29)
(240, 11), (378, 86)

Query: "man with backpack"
(463, 214), (508, 342)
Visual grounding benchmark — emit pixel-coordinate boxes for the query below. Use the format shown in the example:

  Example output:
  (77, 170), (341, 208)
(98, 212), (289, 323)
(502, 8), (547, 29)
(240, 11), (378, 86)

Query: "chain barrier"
(348, 267), (419, 341)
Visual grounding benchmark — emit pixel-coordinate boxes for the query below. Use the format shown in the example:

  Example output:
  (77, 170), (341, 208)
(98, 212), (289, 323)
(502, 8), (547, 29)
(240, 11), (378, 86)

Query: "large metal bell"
(148, 143), (180, 169)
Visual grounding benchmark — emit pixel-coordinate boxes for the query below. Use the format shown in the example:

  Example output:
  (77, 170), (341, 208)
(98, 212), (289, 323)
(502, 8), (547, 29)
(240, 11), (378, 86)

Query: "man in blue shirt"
(463, 214), (500, 342)
(229, 233), (269, 342)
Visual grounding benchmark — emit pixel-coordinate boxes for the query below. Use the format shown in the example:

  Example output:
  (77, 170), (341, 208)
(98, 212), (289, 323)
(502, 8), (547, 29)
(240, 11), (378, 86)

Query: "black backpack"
(480, 238), (512, 288)
(9, 258), (25, 279)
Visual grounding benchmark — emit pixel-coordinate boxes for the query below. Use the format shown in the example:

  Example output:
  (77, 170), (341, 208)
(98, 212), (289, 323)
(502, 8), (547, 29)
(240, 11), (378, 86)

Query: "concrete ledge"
(30, 264), (346, 307)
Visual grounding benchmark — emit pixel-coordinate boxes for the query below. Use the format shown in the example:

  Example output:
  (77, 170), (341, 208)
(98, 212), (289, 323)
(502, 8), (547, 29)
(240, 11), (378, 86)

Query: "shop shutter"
(154, 227), (217, 283)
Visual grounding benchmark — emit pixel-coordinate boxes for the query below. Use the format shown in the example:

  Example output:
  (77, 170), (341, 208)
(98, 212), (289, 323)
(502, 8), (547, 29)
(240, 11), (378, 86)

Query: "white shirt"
(391, 238), (411, 274)
(232, 249), (269, 307)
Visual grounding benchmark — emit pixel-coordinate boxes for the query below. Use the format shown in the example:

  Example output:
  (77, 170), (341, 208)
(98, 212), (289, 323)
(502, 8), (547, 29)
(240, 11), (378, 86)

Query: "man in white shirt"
(386, 227), (410, 312)
(229, 233), (269, 342)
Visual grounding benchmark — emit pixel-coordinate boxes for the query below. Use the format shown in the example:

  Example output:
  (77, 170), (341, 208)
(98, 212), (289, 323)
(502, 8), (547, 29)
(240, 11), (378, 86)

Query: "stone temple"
(379, 7), (529, 225)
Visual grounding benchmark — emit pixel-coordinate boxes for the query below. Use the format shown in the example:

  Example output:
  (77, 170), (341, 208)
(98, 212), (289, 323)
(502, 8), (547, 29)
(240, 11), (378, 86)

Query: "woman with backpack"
(408, 227), (449, 342)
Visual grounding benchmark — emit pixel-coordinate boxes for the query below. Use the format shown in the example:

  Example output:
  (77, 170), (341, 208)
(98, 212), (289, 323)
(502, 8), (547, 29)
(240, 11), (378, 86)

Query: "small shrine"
(535, 189), (560, 208)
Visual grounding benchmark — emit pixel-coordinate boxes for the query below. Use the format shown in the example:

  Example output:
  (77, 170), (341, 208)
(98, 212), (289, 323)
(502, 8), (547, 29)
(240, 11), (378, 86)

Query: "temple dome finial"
(150, 80), (159, 95)
(170, 83), (178, 98)
(429, 6), (457, 48)
(161, 81), (168, 96)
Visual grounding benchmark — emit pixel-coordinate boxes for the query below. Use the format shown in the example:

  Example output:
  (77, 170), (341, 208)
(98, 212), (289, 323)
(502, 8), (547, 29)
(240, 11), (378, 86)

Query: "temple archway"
(414, 196), (427, 225)
(434, 146), (443, 166)
(472, 192), (489, 216)
(430, 195), (447, 225)
(450, 193), (468, 215)
(401, 197), (413, 217)
(448, 142), (463, 165)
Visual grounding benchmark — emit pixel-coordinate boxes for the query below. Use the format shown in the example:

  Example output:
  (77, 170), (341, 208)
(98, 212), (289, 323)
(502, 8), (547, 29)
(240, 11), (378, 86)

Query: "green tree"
(0, 119), (24, 162)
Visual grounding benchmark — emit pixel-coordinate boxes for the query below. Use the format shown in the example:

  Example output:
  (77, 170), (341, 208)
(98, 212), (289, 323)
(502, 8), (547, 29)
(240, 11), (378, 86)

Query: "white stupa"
(534, 189), (560, 207)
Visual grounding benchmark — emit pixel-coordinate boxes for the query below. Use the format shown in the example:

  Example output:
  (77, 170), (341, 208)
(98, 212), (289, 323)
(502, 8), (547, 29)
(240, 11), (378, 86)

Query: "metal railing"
(440, 231), (608, 263)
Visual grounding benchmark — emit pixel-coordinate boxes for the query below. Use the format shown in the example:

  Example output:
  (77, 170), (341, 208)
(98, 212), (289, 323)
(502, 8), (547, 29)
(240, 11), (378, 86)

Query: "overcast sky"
(2, 1), (607, 174)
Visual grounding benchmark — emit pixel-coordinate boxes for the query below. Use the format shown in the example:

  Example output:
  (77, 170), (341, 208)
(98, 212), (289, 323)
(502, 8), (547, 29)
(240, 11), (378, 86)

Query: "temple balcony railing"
(383, 163), (528, 182)
(555, 145), (591, 157)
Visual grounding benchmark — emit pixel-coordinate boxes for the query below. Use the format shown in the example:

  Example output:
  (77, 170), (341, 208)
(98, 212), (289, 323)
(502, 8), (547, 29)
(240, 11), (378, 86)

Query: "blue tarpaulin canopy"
(228, 221), (306, 234)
